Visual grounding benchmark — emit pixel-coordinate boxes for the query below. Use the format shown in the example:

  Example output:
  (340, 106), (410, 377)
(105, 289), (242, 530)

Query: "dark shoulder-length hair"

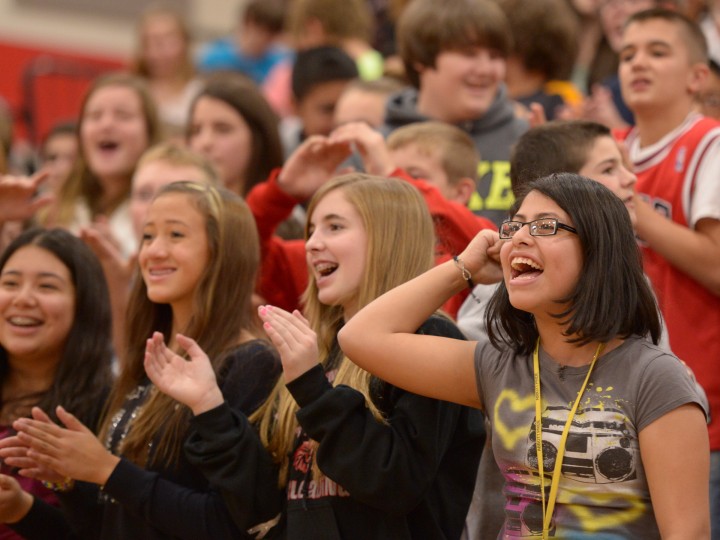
(486, 173), (661, 355)
(0, 228), (113, 428)
(188, 72), (283, 196)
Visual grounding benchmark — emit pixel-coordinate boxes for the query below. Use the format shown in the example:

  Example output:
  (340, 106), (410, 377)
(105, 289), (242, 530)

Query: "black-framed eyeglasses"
(499, 218), (578, 239)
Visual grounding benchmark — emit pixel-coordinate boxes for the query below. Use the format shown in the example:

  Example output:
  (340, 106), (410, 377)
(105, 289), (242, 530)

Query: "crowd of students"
(0, 0), (718, 538)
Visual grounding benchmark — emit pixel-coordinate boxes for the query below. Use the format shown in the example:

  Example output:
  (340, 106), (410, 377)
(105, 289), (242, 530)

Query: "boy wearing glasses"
(616, 8), (720, 535)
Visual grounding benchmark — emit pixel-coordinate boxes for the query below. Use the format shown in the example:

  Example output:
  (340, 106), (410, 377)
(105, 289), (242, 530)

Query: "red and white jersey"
(618, 113), (720, 449)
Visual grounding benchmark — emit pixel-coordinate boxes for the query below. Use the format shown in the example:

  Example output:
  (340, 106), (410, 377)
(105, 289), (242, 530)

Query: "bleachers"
(0, 40), (124, 145)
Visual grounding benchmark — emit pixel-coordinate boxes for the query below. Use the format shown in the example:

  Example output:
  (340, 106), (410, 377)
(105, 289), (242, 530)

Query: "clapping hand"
(144, 332), (224, 416)
(258, 306), (320, 383)
(12, 406), (120, 487)
(0, 408), (66, 484)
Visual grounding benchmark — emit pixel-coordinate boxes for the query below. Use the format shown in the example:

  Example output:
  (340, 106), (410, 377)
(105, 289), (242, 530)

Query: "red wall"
(0, 40), (126, 145)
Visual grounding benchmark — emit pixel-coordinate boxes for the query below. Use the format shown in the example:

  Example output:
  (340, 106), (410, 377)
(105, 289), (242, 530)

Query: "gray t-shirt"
(474, 336), (707, 539)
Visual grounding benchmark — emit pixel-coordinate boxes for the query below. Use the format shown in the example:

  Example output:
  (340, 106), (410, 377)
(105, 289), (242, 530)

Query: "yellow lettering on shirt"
(468, 161), (515, 212)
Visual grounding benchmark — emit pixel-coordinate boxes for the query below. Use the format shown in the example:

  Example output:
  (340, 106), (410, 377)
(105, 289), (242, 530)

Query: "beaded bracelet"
(42, 477), (75, 492)
(452, 256), (483, 305)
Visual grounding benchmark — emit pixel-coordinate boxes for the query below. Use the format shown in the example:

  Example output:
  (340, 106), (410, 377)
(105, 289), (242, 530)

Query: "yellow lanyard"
(532, 339), (605, 539)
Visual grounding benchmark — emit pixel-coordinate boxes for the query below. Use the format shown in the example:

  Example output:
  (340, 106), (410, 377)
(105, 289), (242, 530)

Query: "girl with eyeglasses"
(339, 173), (710, 539)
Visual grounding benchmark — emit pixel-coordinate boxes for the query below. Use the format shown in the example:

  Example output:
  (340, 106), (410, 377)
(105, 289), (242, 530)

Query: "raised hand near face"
(0, 172), (53, 222)
(458, 229), (504, 286)
(329, 122), (395, 177)
(277, 136), (353, 201)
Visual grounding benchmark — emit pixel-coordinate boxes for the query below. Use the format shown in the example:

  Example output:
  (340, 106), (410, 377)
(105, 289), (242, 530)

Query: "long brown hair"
(187, 72), (283, 196)
(51, 73), (161, 226)
(253, 174), (435, 484)
(100, 181), (260, 466)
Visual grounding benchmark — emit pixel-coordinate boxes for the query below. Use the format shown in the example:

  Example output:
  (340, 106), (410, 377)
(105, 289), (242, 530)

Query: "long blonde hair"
(253, 173), (435, 485)
(100, 181), (260, 466)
